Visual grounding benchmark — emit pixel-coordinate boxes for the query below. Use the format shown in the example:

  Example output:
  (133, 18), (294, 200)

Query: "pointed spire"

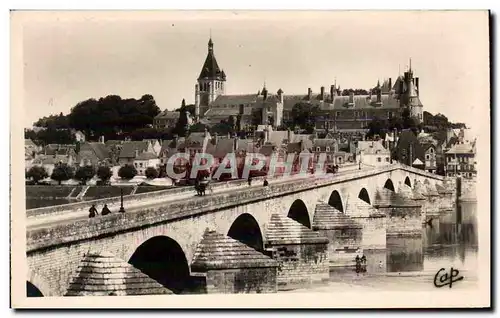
(409, 57), (412, 71)
(377, 79), (381, 88)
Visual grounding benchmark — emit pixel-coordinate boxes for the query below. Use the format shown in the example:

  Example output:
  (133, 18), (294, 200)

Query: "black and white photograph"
(10, 9), (490, 308)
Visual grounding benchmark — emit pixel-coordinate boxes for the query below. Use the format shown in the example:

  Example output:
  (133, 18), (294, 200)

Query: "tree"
(97, 166), (113, 184)
(173, 100), (190, 137)
(118, 164), (137, 180)
(145, 167), (159, 179)
(75, 165), (96, 185)
(291, 103), (320, 131)
(50, 163), (75, 185)
(26, 166), (48, 184)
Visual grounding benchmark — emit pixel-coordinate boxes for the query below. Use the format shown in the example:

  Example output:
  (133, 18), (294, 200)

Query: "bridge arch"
(328, 190), (344, 212)
(26, 281), (44, 297)
(404, 176), (412, 188)
(128, 235), (190, 294)
(27, 271), (54, 297)
(287, 199), (311, 228)
(358, 188), (371, 204)
(227, 213), (264, 252)
(384, 179), (395, 191)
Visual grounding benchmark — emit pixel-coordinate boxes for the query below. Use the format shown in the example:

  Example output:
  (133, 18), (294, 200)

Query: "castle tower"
(399, 59), (423, 123)
(195, 37), (226, 118)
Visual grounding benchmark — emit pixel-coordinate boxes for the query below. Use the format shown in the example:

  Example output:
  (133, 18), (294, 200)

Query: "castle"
(191, 37), (424, 132)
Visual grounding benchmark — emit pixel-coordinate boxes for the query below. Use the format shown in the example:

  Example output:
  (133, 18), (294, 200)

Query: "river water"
(287, 202), (478, 293)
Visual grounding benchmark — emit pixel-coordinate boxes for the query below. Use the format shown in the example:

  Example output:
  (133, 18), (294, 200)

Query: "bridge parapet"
(26, 175), (272, 219)
(27, 165), (438, 252)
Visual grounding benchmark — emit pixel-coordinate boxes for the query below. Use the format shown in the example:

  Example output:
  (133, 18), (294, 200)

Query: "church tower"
(195, 37), (226, 119)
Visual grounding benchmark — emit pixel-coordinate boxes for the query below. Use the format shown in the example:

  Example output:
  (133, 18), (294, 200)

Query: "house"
(153, 110), (181, 129)
(444, 142), (476, 179)
(71, 130), (86, 142)
(356, 140), (391, 167)
(43, 144), (76, 156)
(25, 139), (40, 155)
(133, 152), (161, 176)
(392, 130), (426, 169)
(159, 137), (186, 165)
(32, 154), (74, 176)
(312, 138), (338, 165)
(118, 141), (154, 166)
(76, 142), (112, 167)
(143, 139), (162, 156)
(421, 142), (437, 173)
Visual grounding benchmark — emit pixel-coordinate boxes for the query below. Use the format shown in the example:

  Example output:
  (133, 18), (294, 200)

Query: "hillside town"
(24, 37), (477, 188)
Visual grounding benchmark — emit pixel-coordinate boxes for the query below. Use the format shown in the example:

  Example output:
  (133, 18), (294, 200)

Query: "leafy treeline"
(26, 94), (161, 144)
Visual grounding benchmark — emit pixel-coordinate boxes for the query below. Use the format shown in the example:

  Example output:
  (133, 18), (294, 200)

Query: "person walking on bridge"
(263, 178), (269, 187)
(88, 204), (98, 218)
(101, 204), (111, 216)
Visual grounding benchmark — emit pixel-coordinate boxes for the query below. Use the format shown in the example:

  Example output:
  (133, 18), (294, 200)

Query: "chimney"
(415, 77), (419, 96)
(308, 88), (312, 100)
(349, 92), (354, 105)
(135, 149), (139, 158)
(330, 85), (335, 100)
(376, 88), (382, 103)
(320, 86), (325, 100)
(388, 78), (392, 90)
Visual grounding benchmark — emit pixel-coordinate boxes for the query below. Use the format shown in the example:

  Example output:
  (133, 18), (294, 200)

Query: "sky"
(20, 11), (489, 132)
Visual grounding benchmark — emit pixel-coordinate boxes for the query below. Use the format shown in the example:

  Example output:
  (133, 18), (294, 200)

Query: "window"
(388, 111), (393, 119)
(426, 154), (430, 160)
(377, 157), (381, 162)
(139, 163), (143, 168)
(336, 111), (340, 117)
(134, 163), (138, 168)
(326, 147), (331, 152)
(385, 157), (390, 162)
(430, 148), (434, 153)
(354, 111), (359, 117)
(316, 147), (321, 152)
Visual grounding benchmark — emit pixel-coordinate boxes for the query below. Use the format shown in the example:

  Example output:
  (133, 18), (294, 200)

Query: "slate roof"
(33, 154), (72, 165)
(446, 143), (475, 155)
(265, 213), (329, 245)
(282, 93), (409, 111)
(155, 110), (180, 120)
(357, 140), (390, 155)
(65, 251), (173, 296)
(135, 152), (158, 161)
(198, 38), (225, 80)
(312, 139), (337, 151)
(190, 230), (277, 272)
(44, 144), (76, 156)
(118, 141), (149, 158)
(312, 203), (362, 230)
(80, 142), (111, 161)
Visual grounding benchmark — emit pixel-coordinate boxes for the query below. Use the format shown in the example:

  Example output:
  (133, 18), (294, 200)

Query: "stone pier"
(435, 183), (454, 212)
(414, 180), (439, 221)
(190, 230), (278, 294)
(65, 251), (174, 296)
(312, 203), (363, 268)
(373, 188), (422, 238)
(265, 214), (330, 290)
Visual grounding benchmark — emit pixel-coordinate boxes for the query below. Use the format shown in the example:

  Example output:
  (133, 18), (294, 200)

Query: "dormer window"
(316, 147), (321, 152)
(326, 147), (331, 152)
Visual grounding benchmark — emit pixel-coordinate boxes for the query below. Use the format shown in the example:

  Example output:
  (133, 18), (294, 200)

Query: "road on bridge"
(26, 164), (370, 231)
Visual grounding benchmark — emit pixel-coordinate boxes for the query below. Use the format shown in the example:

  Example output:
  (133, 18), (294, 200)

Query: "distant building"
(133, 152), (160, 176)
(118, 141), (155, 166)
(190, 37), (424, 132)
(393, 130), (425, 169)
(445, 142), (476, 179)
(153, 111), (180, 129)
(422, 142), (437, 173)
(356, 140), (391, 167)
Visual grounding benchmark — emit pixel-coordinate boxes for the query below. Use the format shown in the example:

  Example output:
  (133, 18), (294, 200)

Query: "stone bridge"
(26, 164), (452, 296)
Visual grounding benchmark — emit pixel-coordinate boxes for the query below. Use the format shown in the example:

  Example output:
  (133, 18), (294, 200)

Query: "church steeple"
(196, 36), (226, 117)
